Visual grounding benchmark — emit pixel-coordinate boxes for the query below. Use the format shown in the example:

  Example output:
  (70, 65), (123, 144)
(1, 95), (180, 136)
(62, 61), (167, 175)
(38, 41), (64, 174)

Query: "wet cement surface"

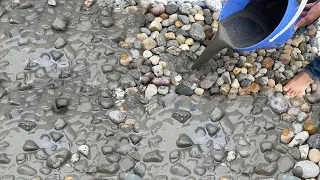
(0, 0), (317, 179)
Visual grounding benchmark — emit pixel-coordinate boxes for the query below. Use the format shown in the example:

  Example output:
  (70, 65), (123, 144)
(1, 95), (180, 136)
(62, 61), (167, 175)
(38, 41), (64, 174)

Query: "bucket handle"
(268, 0), (308, 42)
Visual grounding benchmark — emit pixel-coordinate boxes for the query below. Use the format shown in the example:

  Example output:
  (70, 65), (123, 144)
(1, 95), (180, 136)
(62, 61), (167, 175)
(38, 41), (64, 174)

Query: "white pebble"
(311, 46), (318, 54)
(163, 69), (171, 76)
(288, 131), (309, 147)
(151, 31), (160, 39)
(169, 14), (178, 21)
(226, 150), (236, 162)
(143, 50), (153, 58)
(299, 145), (309, 160)
(174, 75), (182, 82)
(292, 122), (303, 134)
(194, 13), (204, 21)
(78, 145), (90, 156)
(149, 55), (160, 65)
(114, 88), (125, 100)
(70, 153), (80, 163)
(231, 79), (240, 88)
(191, 83), (197, 90)
(179, 44), (189, 51)
(145, 84), (158, 100)
(194, 88), (204, 96)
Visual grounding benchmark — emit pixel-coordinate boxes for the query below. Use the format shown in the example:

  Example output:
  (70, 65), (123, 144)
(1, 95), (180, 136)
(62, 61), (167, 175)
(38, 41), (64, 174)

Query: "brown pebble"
(261, 57), (274, 70)
(159, 13), (169, 20)
(304, 124), (318, 135)
(301, 103), (310, 113)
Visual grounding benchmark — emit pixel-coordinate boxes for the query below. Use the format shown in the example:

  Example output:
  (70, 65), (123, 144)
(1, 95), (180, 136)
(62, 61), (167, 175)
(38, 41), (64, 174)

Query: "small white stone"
(311, 46), (318, 54)
(149, 21), (162, 32)
(145, 84), (158, 100)
(152, 65), (163, 77)
(226, 150), (236, 162)
(179, 44), (189, 51)
(78, 144), (90, 156)
(174, 75), (182, 82)
(114, 88), (125, 100)
(163, 69), (171, 76)
(292, 122), (303, 134)
(181, 24), (191, 31)
(191, 83), (197, 90)
(143, 50), (153, 58)
(169, 14), (178, 21)
(194, 13), (204, 21)
(70, 153), (80, 163)
(231, 79), (240, 89)
(48, 0), (57, 6)
(299, 144), (309, 160)
(194, 88), (204, 96)
(288, 131), (309, 147)
(149, 55), (160, 65)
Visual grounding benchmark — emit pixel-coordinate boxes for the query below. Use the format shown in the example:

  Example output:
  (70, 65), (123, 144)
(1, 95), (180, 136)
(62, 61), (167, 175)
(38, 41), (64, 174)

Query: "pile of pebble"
(268, 92), (320, 179)
(118, 1), (320, 99)
(115, 1), (320, 179)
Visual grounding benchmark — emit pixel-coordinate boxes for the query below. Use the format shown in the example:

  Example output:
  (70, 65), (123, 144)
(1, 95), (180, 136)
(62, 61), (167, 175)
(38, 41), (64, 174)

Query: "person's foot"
(283, 71), (313, 96)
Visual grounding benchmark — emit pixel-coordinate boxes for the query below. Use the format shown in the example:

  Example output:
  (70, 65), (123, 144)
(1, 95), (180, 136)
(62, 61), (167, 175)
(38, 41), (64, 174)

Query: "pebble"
(292, 160), (320, 178)
(143, 50), (153, 58)
(145, 84), (158, 100)
(194, 14), (204, 21)
(189, 23), (205, 41)
(226, 151), (236, 162)
(280, 129), (294, 144)
(51, 16), (68, 31)
(149, 55), (160, 65)
(299, 145), (309, 160)
(152, 65), (163, 77)
(308, 149), (320, 163)
(194, 88), (204, 96)
(46, 148), (71, 169)
(288, 131), (309, 147)
(120, 54), (132, 67)
(175, 84), (194, 96)
(142, 38), (157, 50)
(308, 134), (320, 149)
(158, 86), (169, 95)
(78, 145), (90, 157)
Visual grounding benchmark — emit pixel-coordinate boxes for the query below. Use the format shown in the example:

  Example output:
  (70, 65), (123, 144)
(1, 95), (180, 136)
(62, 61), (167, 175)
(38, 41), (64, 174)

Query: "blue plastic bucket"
(219, 0), (308, 52)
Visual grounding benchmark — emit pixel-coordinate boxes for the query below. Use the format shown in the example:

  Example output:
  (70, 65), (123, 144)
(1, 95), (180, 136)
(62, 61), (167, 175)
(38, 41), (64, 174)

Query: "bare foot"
(283, 71), (312, 96)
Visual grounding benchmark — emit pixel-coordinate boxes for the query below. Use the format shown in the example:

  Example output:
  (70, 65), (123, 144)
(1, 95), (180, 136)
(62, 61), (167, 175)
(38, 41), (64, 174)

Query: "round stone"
(308, 149), (320, 163)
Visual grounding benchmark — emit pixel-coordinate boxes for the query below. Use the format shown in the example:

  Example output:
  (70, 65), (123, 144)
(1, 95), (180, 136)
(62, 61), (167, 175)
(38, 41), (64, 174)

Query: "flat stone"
(18, 121), (36, 132)
(0, 153), (10, 164)
(170, 163), (191, 177)
(210, 106), (224, 122)
(143, 150), (163, 162)
(278, 155), (295, 173)
(46, 148), (71, 169)
(176, 134), (194, 148)
(172, 110), (191, 123)
(17, 164), (37, 176)
(51, 16), (68, 31)
(22, 140), (39, 151)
